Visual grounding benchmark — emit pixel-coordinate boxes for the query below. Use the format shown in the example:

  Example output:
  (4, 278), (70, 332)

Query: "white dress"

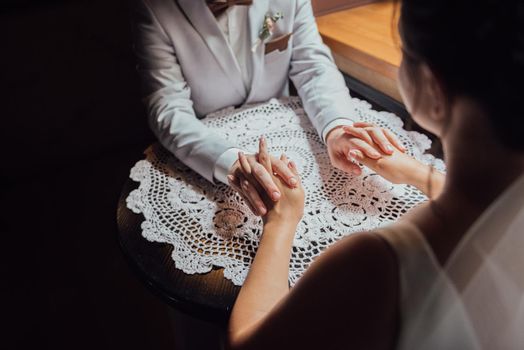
(377, 174), (524, 350)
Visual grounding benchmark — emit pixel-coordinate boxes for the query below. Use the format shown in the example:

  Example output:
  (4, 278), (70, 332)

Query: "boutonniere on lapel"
(251, 12), (284, 52)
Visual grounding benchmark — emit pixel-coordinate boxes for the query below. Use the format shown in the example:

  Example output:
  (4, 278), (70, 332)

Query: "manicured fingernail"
(227, 175), (235, 182)
(272, 191), (281, 201)
(242, 180), (249, 190)
(289, 177), (298, 186)
(349, 150), (358, 159)
(371, 151), (381, 158)
(386, 145), (394, 153)
(289, 161), (297, 169)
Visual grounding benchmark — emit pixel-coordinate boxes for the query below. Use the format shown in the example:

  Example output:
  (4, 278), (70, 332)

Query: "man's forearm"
(322, 119), (355, 143)
(214, 148), (245, 184)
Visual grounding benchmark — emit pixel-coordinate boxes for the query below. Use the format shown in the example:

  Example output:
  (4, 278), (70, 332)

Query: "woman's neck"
(417, 100), (524, 264)
(438, 101), (524, 213)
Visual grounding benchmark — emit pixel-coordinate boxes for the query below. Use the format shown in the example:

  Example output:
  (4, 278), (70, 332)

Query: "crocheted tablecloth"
(126, 97), (444, 286)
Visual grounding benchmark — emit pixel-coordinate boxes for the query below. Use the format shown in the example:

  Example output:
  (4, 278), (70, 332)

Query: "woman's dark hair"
(399, 0), (524, 150)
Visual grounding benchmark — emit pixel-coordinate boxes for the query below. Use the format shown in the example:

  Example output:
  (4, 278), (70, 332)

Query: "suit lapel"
(245, 0), (270, 102)
(178, 0), (247, 99)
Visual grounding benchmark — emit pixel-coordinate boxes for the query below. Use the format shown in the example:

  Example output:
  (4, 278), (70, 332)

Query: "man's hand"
(227, 150), (298, 216)
(326, 122), (406, 175)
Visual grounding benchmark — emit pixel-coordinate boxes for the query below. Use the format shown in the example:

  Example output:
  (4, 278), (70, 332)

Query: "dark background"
(1, 0), (177, 348)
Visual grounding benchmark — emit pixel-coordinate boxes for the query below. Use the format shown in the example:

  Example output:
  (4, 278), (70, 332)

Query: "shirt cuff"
(213, 147), (244, 185)
(321, 118), (355, 143)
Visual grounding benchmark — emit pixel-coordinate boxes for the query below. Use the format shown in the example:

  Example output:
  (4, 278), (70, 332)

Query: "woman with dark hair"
(226, 1), (524, 349)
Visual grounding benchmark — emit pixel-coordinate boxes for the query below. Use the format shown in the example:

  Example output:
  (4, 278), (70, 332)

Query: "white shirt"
(216, 7), (252, 91)
(213, 6), (353, 184)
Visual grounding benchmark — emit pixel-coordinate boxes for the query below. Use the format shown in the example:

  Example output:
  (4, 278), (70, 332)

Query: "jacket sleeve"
(133, 0), (238, 183)
(289, 0), (357, 142)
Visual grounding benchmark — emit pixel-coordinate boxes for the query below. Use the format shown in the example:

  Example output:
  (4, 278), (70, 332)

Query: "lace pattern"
(127, 97), (444, 286)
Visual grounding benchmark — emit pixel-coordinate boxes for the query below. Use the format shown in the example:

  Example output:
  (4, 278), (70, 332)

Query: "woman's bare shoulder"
(266, 232), (400, 349)
(329, 231), (399, 275)
(299, 231), (400, 310)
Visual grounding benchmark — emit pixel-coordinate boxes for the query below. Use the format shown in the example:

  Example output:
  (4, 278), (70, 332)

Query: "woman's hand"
(228, 152), (299, 216)
(326, 122), (406, 176)
(227, 138), (305, 349)
(234, 137), (305, 225)
(345, 126), (445, 198)
(348, 145), (424, 185)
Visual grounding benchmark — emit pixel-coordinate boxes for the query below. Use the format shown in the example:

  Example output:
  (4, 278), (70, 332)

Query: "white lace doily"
(127, 97), (444, 286)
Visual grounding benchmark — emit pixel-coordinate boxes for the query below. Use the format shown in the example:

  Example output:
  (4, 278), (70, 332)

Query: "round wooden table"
(116, 109), (440, 327)
(117, 172), (241, 325)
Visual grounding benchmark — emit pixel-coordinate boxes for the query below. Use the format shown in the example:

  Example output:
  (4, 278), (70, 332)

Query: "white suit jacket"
(134, 0), (356, 183)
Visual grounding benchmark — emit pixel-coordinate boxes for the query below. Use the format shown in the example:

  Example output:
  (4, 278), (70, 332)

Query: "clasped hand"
(228, 137), (305, 224)
(229, 122), (407, 217)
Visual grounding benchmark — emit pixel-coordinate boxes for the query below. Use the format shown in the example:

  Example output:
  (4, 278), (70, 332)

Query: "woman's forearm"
(409, 164), (446, 199)
(228, 219), (297, 346)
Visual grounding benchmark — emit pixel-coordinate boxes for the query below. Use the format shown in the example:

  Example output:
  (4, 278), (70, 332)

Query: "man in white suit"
(134, 0), (404, 215)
